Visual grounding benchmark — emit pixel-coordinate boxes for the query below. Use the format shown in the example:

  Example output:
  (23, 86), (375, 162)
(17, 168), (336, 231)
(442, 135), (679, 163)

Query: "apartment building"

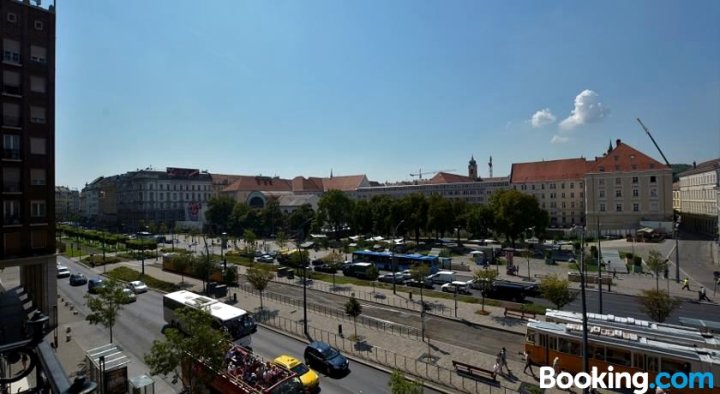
(585, 139), (673, 231)
(1, 0), (57, 323)
(675, 159), (720, 238)
(510, 158), (587, 227)
(54, 185), (79, 221)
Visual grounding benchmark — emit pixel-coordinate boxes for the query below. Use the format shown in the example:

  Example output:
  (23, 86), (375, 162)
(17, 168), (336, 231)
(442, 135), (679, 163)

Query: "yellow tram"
(525, 320), (720, 393)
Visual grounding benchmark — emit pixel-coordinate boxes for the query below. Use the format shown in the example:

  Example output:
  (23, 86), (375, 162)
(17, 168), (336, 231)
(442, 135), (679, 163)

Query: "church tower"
(468, 156), (478, 180)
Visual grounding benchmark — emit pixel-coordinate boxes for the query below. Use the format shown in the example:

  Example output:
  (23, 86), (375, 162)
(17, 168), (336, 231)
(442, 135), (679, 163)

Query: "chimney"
(616, 139), (621, 147)
(693, 161), (697, 168)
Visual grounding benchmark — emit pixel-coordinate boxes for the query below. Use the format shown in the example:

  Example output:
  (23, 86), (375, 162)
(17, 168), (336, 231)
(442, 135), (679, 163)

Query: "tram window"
(549, 337), (557, 351)
(539, 334), (547, 347)
(647, 357), (659, 373)
(606, 347), (631, 366)
(633, 354), (645, 369)
(559, 339), (581, 356)
(527, 332), (536, 344)
(662, 358), (689, 374)
(590, 346), (605, 361)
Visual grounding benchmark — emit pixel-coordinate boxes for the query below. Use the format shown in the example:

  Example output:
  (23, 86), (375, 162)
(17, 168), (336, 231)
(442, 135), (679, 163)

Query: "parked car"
(121, 288), (137, 303)
(57, 266), (71, 278)
(314, 264), (338, 274)
(304, 341), (350, 376)
(311, 259), (325, 266)
(441, 280), (472, 295)
(256, 255), (275, 264)
(404, 278), (434, 289)
(378, 273), (405, 283)
(87, 278), (105, 294)
(127, 280), (148, 294)
(273, 355), (319, 391)
(426, 270), (456, 284)
(69, 273), (87, 286)
(479, 280), (534, 302)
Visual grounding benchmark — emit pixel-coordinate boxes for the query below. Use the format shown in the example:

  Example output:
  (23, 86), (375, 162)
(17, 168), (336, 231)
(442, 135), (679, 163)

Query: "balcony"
(3, 181), (21, 193)
(2, 115), (21, 128)
(2, 84), (22, 96)
(3, 214), (21, 226)
(2, 148), (20, 160)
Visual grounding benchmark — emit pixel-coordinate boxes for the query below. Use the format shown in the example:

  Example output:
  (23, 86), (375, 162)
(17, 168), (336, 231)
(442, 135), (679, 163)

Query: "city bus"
(163, 290), (257, 348)
(525, 320), (720, 393)
(351, 250), (440, 273)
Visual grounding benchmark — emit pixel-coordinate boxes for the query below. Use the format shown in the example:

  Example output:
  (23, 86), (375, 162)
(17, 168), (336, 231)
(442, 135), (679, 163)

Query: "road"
(57, 256), (442, 394)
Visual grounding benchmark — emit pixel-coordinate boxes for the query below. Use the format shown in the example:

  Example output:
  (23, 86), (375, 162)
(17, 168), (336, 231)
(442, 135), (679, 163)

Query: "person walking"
(700, 286), (711, 302)
(523, 351), (535, 377)
(500, 347), (510, 373)
(493, 353), (502, 378)
(552, 356), (560, 374)
(682, 277), (691, 291)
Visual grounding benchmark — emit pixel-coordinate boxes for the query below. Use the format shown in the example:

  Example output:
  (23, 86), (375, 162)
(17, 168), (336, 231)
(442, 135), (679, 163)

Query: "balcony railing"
(3, 214), (21, 225)
(2, 182), (21, 193)
(2, 115), (21, 127)
(2, 148), (20, 160)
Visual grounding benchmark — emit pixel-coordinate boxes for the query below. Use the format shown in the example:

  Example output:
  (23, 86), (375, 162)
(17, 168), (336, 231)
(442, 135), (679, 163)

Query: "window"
(30, 45), (47, 64)
(633, 203), (640, 212)
(615, 189), (622, 198)
(541, 184), (545, 190)
(650, 176), (657, 183)
(29, 76), (46, 93)
(599, 190), (605, 198)
(31, 229), (47, 249)
(2, 102), (20, 127)
(531, 185), (535, 190)
(3, 200), (20, 225)
(650, 202), (659, 211)
(30, 137), (46, 154)
(3, 39), (20, 63)
(34, 20), (44, 30)
(6, 12), (17, 23)
(570, 183), (574, 189)
(650, 188), (657, 197)
(30, 106), (46, 123)
(632, 176), (638, 184)
(2, 134), (20, 159)
(561, 183), (565, 189)
(599, 166), (605, 172)
(571, 202), (575, 208)
(30, 200), (46, 217)
(599, 179), (605, 186)
(633, 189), (639, 197)
(2, 70), (21, 95)
(606, 348), (631, 366)
(570, 192), (574, 198)
(616, 203), (623, 212)
(600, 203), (606, 212)
(615, 177), (621, 185)
(30, 169), (46, 185)
(562, 202), (566, 208)
(2, 167), (20, 192)
(561, 193), (565, 198)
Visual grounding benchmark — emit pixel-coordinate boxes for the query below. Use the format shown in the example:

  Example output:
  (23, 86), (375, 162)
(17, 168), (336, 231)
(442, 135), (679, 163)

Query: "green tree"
(450, 198), (468, 243)
(427, 195), (454, 238)
(489, 189), (549, 247)
(194, 252), (214, 295)
(230, 202), (251, 236)
(410, 264), (431, 304)
(388, 370), (424, 394)
(172, 253), (194, 284)
(318, 190), (354, 239)
(473, 269), (499, 312)
(370, 195), (395, 236)
(466, 204), (495, 238)
(246, 266), (275, 310)
(274, 231), (288, 251)
(638, 289), (681, 323)
(540, 275), (574, 309)
(85, 279), (130, 343)
(402, 194), (429, 243)
(205, 196), (237, 234)
(645, 249), (668, 291)
(287, 204), (315, 236)
(158, 222), (169, 236)
(351, 200), (374, 235)
(145, 307), (229, 393)
(262, 200), (284, 237)
(344, 296), (363, 339)
(243, 229), (257, 253)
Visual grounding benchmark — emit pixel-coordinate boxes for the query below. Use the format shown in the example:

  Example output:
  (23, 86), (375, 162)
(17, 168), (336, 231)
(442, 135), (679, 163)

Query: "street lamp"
(674, 218), (681, 283)
(296, 218), (313, 336)
(221, 232), (228, 271)
(392, 219), (406, 295)
(577, 228), (590, 391)
(596, 218), (603, 314)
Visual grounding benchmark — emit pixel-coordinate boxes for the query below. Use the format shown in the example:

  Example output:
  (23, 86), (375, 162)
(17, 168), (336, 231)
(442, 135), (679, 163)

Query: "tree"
(645, 249), (668, 291)
(172, 254), (194, 285)
(540, 275), (574, 309)
(318, 190), (354, 239)
(367, 265), (380, 293)
(473, 269), (499, 312)
(489, 189), (549, 247)
(246, 266), (275, 310)
(410, 264), (431, 304)
(287, 204), (315, 237)
(243, 229), (257, 254)
(205, 196), (237, 234)
(229, 202), (251, 236)
(275, 231), (288, 251)
(351, 200), (374, 235)
(370, 196), (395, 236)
(158, 222), (169, 236)
(427, 195), (453, 238)
(402, 194), (428, 243)
(145, 307), (229, 393)
(85, 279), (130, 343)
(344, 296), (363, 339)
(388, 370), (423, 394)
(194, 252), (214, 295)
(466, 204), (495, 239)
(638, 289), (681, 323)
(262, 200), (284, 237)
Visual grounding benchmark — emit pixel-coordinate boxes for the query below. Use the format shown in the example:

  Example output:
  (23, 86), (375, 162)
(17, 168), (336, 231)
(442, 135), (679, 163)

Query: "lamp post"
(597, 218), (603, 314)
(102, 236), (106, 274)
(296, 218), (313, 336)
(674, 218), (681, 283)
(221, 232), (228, 271)
(578, 228), (590, 392)
(392, 219), (405, 295)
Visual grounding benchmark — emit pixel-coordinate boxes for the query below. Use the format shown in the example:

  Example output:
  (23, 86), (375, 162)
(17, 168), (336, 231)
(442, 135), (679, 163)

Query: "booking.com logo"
(540, 366), (714, 394)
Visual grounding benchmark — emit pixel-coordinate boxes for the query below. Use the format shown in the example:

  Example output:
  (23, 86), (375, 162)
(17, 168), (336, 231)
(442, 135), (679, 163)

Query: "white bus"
(163, 290), (257, 348)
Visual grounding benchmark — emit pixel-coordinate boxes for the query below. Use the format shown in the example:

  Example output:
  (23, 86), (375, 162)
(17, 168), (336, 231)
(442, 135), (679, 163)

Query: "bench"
(504, 307), (536, 320)
(452, 360), (497, 382)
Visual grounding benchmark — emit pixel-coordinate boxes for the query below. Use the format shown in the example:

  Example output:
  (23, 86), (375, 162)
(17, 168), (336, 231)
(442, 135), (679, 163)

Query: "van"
(342, 262), (374, 279)
(426, 270), (456, 284)
(441, 280), (472, 295)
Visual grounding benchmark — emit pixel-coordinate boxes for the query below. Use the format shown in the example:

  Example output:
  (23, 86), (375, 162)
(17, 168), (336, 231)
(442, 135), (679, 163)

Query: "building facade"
(676, 159), (720, 238)
(54, 185), (78, 221)
(1, 0), (57, 325)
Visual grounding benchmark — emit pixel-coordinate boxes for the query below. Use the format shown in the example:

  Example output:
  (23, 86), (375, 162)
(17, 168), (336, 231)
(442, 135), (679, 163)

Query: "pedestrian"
(523, 351), (535, 376)
(552, 356), (560, 374)
(495, 352), (504, 374)
(682, 277), (691, 291)
(612, 268), (618, 279)
(663, 266), (669, 279)
(492, 359), (501, 378)
(500, 347), (509, 373)
(700, 286), (711, 302)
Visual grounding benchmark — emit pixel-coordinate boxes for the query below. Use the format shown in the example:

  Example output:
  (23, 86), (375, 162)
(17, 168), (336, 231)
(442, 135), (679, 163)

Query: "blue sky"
(56, 0), (720, 189)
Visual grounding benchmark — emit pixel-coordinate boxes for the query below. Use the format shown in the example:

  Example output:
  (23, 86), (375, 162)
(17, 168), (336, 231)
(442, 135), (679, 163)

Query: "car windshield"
(290, 363), (309, 375)
(323, 346), (339, 359)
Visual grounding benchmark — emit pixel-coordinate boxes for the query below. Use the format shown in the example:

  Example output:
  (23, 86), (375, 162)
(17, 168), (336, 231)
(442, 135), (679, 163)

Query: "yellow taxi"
(273, 355), (319, 391)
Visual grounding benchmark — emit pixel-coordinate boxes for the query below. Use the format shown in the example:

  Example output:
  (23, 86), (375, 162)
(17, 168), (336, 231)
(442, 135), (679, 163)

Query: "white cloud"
(551, 135), (569, 144)
(559, 89), (610, 130)
(530, 108), (556, 128)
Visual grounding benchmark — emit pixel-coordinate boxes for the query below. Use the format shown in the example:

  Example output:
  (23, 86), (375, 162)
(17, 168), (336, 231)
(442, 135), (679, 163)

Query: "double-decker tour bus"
(163, 290), (257, 348)
(184, 342), (304, 394)
(525, 320), (720, 393)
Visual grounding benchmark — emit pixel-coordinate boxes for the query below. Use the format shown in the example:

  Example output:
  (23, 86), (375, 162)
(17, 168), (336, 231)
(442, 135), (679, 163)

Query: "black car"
(304, 341), (349, 375)
(481, 280), (534, 302)
(314, 264), (338, 274)
(404, 279), (434, 289)
(87, 278), (105, 294)
(69, 273), (87, 286)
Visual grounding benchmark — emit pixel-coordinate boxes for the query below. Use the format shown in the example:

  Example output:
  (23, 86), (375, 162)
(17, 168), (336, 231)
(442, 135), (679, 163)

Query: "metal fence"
(254, 311), (520, 394)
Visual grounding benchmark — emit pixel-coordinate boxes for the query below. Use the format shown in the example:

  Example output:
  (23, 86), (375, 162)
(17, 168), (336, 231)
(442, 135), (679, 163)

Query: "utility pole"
(579, 229), (589, 392)
(597, 218), (603, 314)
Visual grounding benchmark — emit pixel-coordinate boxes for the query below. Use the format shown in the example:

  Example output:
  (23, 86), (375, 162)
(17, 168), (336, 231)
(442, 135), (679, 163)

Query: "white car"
(127, 280), (148, 294)
(57, 266), (70, 278)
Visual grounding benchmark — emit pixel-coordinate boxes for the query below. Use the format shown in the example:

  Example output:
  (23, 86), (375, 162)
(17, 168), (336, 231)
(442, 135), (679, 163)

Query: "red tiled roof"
(511, 158), (588, 183)
(222, 176), (293, 192)
(587, 141), (668, 173)
(429, 172), (475, 184)
(321, 175), (369, 191)
(210, 174), (245, 186)
(292, 176), (323, 193)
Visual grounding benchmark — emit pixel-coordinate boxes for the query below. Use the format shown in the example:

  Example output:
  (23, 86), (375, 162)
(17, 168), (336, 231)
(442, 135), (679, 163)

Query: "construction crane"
(409, 169), (456, 180)
(636, 118), (671, 168)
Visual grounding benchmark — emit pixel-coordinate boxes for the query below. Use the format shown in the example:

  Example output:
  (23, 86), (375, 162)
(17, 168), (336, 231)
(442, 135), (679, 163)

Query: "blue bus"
(351, 250), (440, 273)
